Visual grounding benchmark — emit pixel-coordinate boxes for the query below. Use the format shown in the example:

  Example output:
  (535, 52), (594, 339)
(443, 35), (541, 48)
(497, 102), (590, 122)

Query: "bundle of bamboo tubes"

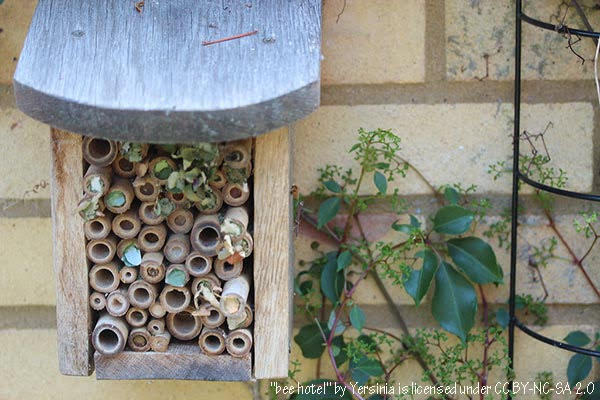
(81, 137), (254, 357)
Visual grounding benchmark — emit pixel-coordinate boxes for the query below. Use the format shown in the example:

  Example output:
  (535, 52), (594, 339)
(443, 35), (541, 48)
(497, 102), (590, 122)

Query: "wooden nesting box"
(15, 0), (321, 381)
(51, 129), (293, 380)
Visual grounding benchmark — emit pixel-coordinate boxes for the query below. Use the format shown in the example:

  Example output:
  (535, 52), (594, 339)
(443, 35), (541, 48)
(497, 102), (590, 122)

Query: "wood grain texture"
(94, 344), (251, 380)
(50, 129), (93, 376)
(253, 127), (293, 379)
(14, 0), (321, 143)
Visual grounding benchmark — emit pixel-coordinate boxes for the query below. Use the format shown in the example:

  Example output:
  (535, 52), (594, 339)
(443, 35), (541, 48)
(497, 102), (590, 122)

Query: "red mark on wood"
(202, 30), (258, 46)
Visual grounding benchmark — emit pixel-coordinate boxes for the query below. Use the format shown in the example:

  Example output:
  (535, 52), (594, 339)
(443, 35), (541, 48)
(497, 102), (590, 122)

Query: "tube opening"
(198, 227), (219, 247)
(110, 297), (123, 309)
(205, 334), (222, 350)
(89, 138), (111, 159)
(223, 262), (234, 272)
(120, 220), (134, 231)
(133, 288), (150, 303)
(132, 334), (147, 347)
(208, 309), (220, 322)
(95, 268), (115, 288)
(140, 183), (154, 196)
(172, 192), (184, 201)
(189, 256), (207, 273)
(225, 151), (243, 162)
(98, 328), (119, 351)
(173, 311), (195, 334)
(91, 243), (110, 260)
(232, 337), (245, 349)
(90, 221), (104, 234)
(118, 157), (133, 171)
(147, 266), (160, 277)
(131, 310), (144, 323)
(174, 215), (186, 226)
(230, 187), (242, 199)
(165, 289), (186, 308)
(145, 233), (159, 243)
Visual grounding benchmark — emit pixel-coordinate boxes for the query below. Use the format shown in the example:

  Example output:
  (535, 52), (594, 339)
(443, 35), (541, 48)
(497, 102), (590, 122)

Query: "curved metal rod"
(519, 12), (600, 39)
(518, 172), (600, 202)
(515, 319), (600, 357)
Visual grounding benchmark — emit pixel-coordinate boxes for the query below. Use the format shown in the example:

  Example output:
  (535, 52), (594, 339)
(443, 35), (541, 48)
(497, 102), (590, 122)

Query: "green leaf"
(327, 311), (345, 336)
(337, 251), (352, 271)
(349, 355), (383, 386)
(332, 335), (347, 366)
(444, 187), (460, 204)
(375, 162), (389, 170)
(431, 262), (477, 342)
(105, 191), (126, 207)
(291, 379), (352, 400)
(154, 198), (175, 217)
(581, 381), (600, 400)
(165, 268), (187, 287)
(317, 197), (341, 229)
(409, 215), (421, 228)
(323, 180), (341, 193)
(374, 171), (387, 195)
(433, 205), (474, 235)
(294, 323), (327, 359)
(349, 305), (366, 332)
(405, 249), (438, 306)
(495, 308), (509, 329)
(567, 354), (592, 386)
(321, 252), (345, 304)
(391, 222), (412, 233)
(447, 237), (503, 284)
(154, 160), (173, 180)
(183, 184), (202, 202)
(122, 244), (141, 267)
(564, 331), (591, 347)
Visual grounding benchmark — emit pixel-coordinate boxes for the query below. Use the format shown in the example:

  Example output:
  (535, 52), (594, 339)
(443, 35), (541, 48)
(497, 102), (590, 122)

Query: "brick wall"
(1, 1), (599, 399)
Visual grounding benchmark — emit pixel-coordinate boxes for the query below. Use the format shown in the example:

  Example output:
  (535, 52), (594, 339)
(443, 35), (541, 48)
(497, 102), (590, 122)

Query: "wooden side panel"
(94, 345), (252, 381)
(253, 127), (293, 379)
(50, 129), (93, 376)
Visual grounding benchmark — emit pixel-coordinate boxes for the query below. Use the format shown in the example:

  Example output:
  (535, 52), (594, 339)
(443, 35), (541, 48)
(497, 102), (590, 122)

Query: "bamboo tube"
(150, 331), (171, 352)
(82, 137), (118, 167)
(133, 176), (161, 202)
(237, 231), (254, 258)
(140, 252), (165, 284)
(126, 307), (149, 328)
(190, 214), (221, 256)
(119, 267), (137, 284)
(149, 302), (166, 319)
(149, 156), (176, 184)
(112, 153), (136, 178)
(199, 327), (226, 355)
(86, 235), (117, 264)
(106, 287), (130, 317)
(112, 210), (142, 239)
(166, 208), (194, 234)
(89, 262), (120, 293)
(147, 318), (165, 335)
(105, 178), (135, 214)
(214, 259), (243, 281)
(191, 273), (221, 296)
(83, 165), (112, 196)
(138, 224), (167, 252)
(128, 280), (158, 309)
(159, 285), (191, 313)
(167, 191), (187, 207)
(165, 264), (190, 286)
(89, 292), (106, 311)
(225, 328), (253, 357)
(166, 307), (203, 340)
(119, 142), (149, 161)
(84, 213), (112, 240)
(92, 313), (128, 355)
(139, 202), (166, 225)
(227, 304), (253, 330)
(220, 275), (250, 317)
(116, 238), (136, 259)
(77, 194), (105, 221)
(222, 206), (249, 239)
(222, 141), (252, 169)
(209, 169), (226, 190)
(185, 251), (213, 277)
(128, 327), (151, 352)
(200, 305), (225, 328)
(135, 158), (149, 178)
(222, 182), (250, 206)
(194, 187), (223, 215)
(164, 234), (190, 263)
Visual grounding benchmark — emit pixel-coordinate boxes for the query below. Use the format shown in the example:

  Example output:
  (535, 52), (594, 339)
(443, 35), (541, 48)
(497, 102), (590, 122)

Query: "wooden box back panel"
(50, 128), (292, 380)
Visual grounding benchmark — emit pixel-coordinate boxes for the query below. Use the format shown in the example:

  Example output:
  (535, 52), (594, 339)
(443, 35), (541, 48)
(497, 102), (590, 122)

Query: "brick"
(322, 0), (425, 85)
(294, 103), (593, 196)
(446, 0), (600, 81)
(0, 105), (51, 199)
(0, 218), (54, 305)
(0, 328), (254, 400)
(0, 0), (37, 85)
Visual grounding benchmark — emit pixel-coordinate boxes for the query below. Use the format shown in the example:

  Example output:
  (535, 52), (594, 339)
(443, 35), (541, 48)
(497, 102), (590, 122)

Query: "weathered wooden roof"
(14, 0), (321, 143)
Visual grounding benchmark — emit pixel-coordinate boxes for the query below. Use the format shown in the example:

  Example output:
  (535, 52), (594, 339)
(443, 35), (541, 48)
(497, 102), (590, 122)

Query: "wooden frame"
(50, 128), (293, 380)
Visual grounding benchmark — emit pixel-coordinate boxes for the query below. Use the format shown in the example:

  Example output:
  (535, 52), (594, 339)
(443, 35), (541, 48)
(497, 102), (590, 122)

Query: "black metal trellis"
(509, 0), (600, 394)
